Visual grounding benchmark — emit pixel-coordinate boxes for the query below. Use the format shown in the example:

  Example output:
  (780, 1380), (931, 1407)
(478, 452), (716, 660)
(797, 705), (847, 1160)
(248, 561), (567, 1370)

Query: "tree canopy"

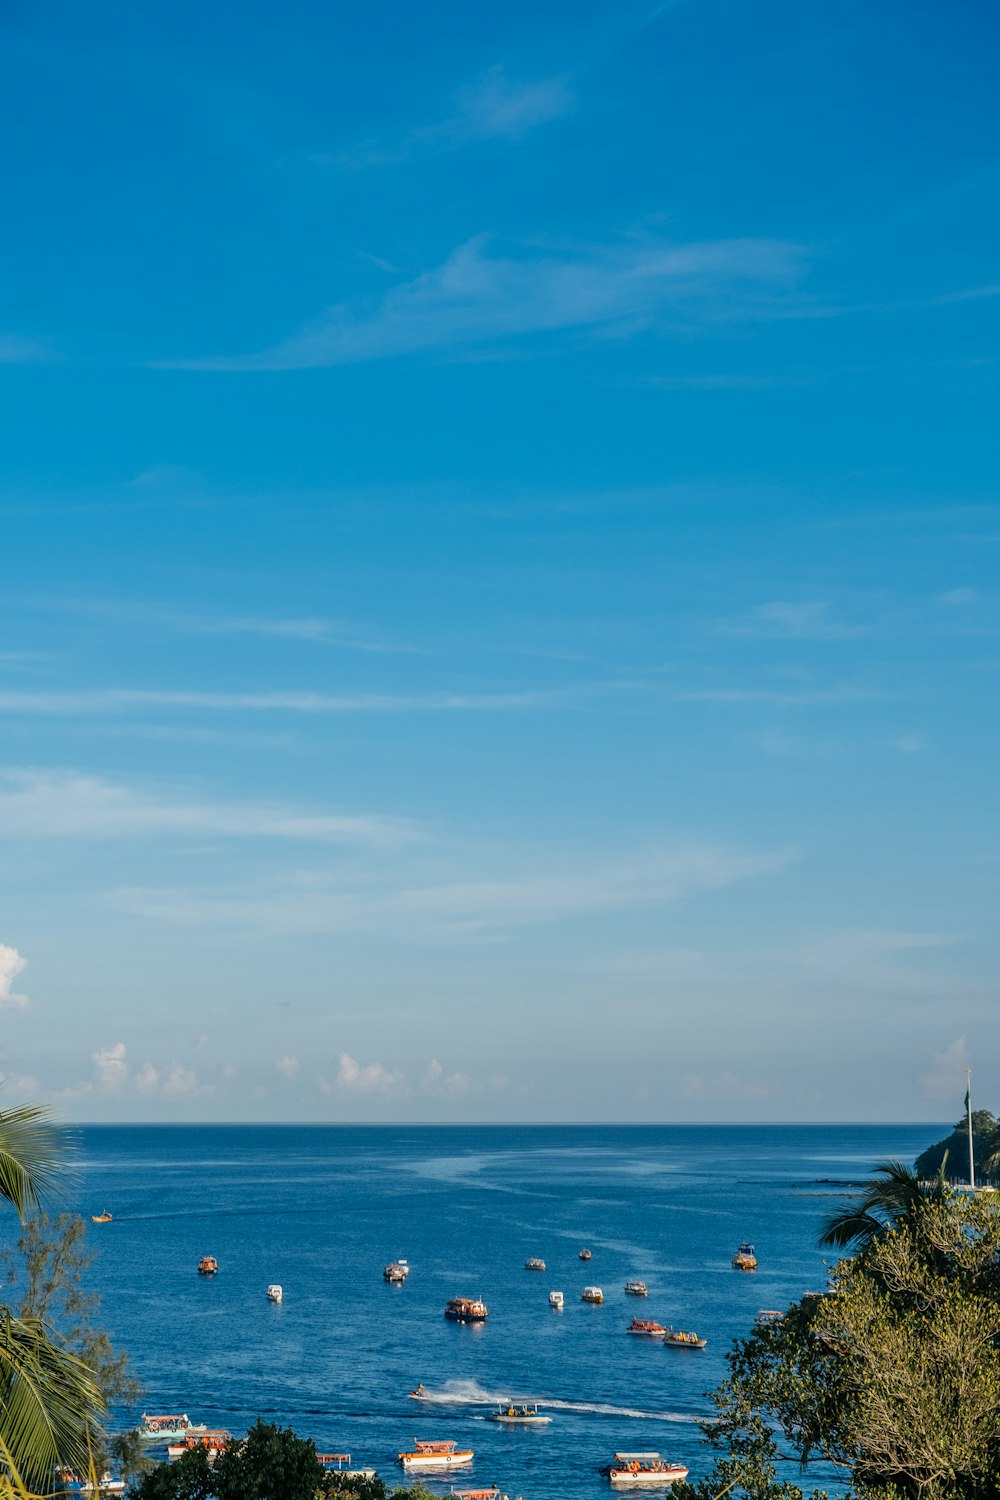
(915, 1112), (1000, 1182)
(674, 1189), (1000, 1500)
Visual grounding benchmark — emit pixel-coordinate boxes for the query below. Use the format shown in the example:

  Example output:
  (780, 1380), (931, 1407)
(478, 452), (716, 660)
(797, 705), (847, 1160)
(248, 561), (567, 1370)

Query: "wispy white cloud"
(0, 687), (564, 715)
(0, 768), (417, 847)
(92, 1042), (128, 1092)
(720, 601), (867, 641)
(890, 733), (927, 754)
(112, 840), (792, 938)
(276, 1055), (299, 1082)
(421, 1059), (472, 1095)
(0, 335), (55, 364)
(160, 232), (805, 371)
(0, 945), (29, 1008)
(332, 67), (572, 169)
(326, 1052), (404, 1093)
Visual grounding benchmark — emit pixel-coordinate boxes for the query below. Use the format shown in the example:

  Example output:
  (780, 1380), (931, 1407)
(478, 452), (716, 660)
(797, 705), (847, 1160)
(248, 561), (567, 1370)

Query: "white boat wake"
(410, 1379), (701, 1424)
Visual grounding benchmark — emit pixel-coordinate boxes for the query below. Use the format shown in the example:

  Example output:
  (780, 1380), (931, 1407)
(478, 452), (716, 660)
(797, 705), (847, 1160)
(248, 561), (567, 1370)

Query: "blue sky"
(1, 0), (997, 1122)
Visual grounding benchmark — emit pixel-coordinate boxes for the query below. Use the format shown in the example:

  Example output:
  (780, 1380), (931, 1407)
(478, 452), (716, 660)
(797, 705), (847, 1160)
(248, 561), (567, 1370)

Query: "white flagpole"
(967, 1068), (975, 1191)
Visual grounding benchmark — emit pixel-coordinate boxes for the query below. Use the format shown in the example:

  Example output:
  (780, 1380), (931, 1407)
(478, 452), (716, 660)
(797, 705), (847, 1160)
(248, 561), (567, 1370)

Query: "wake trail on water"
(413, 1379), (701, 1425)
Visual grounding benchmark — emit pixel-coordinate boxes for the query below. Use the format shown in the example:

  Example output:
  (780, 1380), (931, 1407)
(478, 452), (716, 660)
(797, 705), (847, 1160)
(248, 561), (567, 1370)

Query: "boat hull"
(609, 1467), (688, 1486)
(400, 1453), (474, 1470)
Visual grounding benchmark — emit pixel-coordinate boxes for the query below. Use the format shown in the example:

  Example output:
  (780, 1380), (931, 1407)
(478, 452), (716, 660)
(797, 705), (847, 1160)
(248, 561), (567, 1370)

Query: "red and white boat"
(399, 1440), (474, 1472)
(607, 1452), (688, 1486)
(627, 1317), (666, 1338)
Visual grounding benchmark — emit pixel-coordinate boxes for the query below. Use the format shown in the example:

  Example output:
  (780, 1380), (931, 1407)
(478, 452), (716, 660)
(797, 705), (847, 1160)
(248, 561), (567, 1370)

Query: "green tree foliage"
(127, 1429), (442, 1500)
(0, 1100), (105, 1491)
(915, 1112), (1000, 1182)
(3, 1211), (145, 1478)
(674, 1190), (1000, 1500)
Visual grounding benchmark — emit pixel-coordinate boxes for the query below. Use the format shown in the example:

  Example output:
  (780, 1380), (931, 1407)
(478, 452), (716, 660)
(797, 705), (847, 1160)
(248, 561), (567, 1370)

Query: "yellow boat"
(91, 1212), (113, 1224)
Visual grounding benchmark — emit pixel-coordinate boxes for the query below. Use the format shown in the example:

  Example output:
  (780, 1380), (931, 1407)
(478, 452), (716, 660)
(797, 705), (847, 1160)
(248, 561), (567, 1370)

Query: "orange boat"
(167, 1431), (230, 1461)
(628, 1317), (666, 1338)
(444, 1296), (488, 1323)
(197, 1256), (218, 1276)
(91, 1212), (113, 1224)
(398, 1440), (474, 1472)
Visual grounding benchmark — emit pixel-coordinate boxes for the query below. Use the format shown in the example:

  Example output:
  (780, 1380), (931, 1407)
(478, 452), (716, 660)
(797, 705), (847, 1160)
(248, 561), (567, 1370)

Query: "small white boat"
(399, 1440), (474, 1471)
(607, 1452), (688, 1486)
(489, 1403), (551, 1425)
(624, 1280), (648, 1297)
(524, 1257), (546, 1271)
(581, 1285), (604, 1303)
(549, 1290), (564, 1308)
(266, 1284), (283, 1302)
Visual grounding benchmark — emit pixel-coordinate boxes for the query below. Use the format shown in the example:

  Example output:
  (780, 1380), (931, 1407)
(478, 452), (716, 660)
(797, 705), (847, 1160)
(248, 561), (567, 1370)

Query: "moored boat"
(663, 1326), (706, 1349)
(197, 1256), (218, 1276)
(579, 1248), (592, 1260)
(606, 1452), (688, 1486)
(756, 1308), (784, 1326)
(549, 1290), (564, 1308)
(450, 1489), (512, 1500)
(57, 1470), (124, 1492)
(317, 1455), (376, 1478)
(624, 1280), (648, 1297)
(489, 1403), (551, 1425)
(627, 1317), (666, 1337)
(266, 1284), (283, 1302)
(167, 1431), (230, 1462)
(398, 1440), (474, 1471)
(445, 1296), (488, 1322)
(384, 1259), (410, 1283)
(732, 1242), (757, 1271)
(137, 1414), (207, 1444)
(581, 1285), (604, 1303)
(524, 1257), (546, 1271)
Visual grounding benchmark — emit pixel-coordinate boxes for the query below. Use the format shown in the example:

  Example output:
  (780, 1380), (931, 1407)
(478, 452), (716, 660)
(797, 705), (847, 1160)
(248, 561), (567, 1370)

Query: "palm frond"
(0, 1103), (73, 1219)
(0, 1309), (105, 1489)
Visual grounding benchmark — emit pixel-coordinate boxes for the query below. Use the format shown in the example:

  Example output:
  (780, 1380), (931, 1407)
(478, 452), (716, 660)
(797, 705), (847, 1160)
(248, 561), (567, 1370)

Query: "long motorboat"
(384, 1259), (410, 1283)
(137, 1414), (207, 1444)
(624, 1280), (648, 1297)
(627, 1317), (666, 1338)
(167, 1431), (230, 1462)
(445, 1296), (488, 1322)
(732, 1242), (757, 1271)
(57, 1471), (125, 1493)
(450, 1489), (513, 1500)
(398, 1440), (474, 1471)
(606, 1452), (689, 1486)
(317, 1455), (376, 1479)
(663, 1326), (706, 1349)
(489, 1403), (551, 1425)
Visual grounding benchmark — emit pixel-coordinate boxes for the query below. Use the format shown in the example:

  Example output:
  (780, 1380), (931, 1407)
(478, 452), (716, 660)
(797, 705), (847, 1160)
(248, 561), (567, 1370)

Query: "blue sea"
(70, 1124), (940, 1499)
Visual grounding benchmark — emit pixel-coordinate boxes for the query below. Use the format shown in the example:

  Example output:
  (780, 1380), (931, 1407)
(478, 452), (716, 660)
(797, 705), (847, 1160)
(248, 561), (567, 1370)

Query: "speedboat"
(624, 1280), (648, 1296)
(579, 1248), (592, 1260)
(627, 1317), (666, 1337)
(732, 1242), (757, 1271)
(607, 1452), (688, 1486)
(663, 1327), (706, 1349)
(489, 1403), (551, 1425)
(549, 1290), (564, 1308)
(137, 1415), (207, 1444)
(384, 1260), (410, 1283)
(398, 1441), (474, 1471)
(91, 1212), (113, 1224)
(581, 1285), (604, 1303)
(197, 1256), (218, 1276)
(445, 1296), (488, 1322)
(524, 1257), (546, 1271)
(266, 1284), (283, 1302)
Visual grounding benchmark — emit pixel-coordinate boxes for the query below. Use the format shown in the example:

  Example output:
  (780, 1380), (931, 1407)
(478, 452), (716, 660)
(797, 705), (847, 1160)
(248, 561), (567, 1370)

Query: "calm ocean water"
(69, 1124), (940, 1499)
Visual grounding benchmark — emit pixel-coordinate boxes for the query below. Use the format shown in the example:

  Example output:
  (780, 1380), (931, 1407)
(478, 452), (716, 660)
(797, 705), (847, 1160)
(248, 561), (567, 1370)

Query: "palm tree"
(818, 1156), (950, 1252)
(0, 1097), (105, 1490)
